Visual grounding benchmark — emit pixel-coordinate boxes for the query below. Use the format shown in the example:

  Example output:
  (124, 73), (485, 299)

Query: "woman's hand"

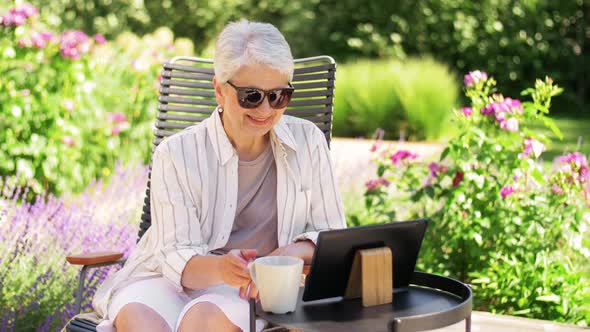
(218, 249), (256, 288)
(218, 249), (259, 300)
(267, 240), (315, 264)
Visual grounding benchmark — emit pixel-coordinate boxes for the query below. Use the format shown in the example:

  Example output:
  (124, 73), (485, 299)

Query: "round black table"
(252, 271), (472, 332)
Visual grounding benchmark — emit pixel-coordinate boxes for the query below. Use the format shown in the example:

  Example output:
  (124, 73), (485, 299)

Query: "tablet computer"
(302, 218), (429, 302)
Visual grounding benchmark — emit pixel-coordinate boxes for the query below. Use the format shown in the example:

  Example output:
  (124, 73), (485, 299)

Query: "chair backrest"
(138, 56), (336, 239)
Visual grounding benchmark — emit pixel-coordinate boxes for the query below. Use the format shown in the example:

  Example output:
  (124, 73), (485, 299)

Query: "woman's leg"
(114, 303), (172, 332)
(107, 277), (189, 332)
(177, 302), (240, 332)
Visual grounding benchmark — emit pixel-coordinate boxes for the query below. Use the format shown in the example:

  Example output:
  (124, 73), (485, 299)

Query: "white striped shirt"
(92, 110), (346, 319)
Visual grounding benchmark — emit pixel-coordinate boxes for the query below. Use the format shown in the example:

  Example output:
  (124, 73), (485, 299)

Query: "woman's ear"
(213, 76), (224, 107)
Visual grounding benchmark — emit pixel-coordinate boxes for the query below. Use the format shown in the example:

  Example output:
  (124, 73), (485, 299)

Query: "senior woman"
(91, 19), (345, 332)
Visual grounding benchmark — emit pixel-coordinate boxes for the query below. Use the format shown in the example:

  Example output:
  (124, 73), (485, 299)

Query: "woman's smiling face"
(214, 63), (291, 140)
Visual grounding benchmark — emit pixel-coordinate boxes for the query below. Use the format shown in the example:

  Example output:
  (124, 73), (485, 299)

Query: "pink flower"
(500, 118), (519, 132)
(107, 112), (127, 123)
(16, 3), (38, 18)
(552, 184), (564, 195)
(461, 107), (473, 116)
(60, 30), (90, 60)
(518, 138), (546, 159)
(500, 186), (515, 198)
(365, 178), (390, 193)
(62, 99), (75, 112)
(390, 150), (418, 165)
(30, 31), (53, 48)
(428, 162), (447, 178)
(464, 70), (488, 87)
(556, 152), (589, 182)
(93, 34), (106, 45)
(1, 3), (38, 27)
(61, 136), (75, 147)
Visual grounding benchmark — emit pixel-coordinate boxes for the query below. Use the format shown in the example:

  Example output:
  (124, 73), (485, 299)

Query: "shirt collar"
(205, 109), (298, 166)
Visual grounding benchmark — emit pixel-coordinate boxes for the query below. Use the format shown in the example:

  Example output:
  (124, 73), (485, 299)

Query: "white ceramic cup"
(248, 256), (304, 314)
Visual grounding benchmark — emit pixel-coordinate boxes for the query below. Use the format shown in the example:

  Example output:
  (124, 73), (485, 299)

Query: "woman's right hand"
(217, 249), (257, 288)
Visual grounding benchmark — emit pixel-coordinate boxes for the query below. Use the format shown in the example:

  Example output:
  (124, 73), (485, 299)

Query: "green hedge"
(333, 58), (460, 140)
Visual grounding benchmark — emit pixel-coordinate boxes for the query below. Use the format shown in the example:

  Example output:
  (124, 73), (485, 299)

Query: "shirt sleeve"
(150, 142), (208, 291)
(293, 126), (347, 245)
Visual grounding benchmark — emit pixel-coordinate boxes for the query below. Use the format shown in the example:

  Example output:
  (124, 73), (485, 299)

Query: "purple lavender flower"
(0, 163), (147, 330)
(500, 186), (515, 198)
(390, 150), (418, 165)
(464, 70), (488, 87)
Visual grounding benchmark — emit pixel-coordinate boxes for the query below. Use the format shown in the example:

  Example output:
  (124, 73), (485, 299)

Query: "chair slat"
(156, 121), (195, 130)
(161, 79), (214, 89)
(292, 81), (334, 90)
(160, 80), (214, 92)
(159, 94), (215, 103)
(161, 70), (213, 81)
(163, 63), (214, 74)
(155, 129), (177, 137)
(160, 87), (215, 97)
(293, 64), (334, 74)
(293, 72), (334, 81)
(285, 107), (330, 115)
(157, 113), (209, 122)
(159, 104), (217, 112)
(292, 90), (333, 98)
(289, 98), (331, 107)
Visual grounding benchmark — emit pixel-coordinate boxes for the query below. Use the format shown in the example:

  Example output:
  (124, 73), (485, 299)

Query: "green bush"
(333, 58), (459, 140)
(21, 0), (588, 110)
(353, 72), (590, 325)
(0, 4), (194, 196)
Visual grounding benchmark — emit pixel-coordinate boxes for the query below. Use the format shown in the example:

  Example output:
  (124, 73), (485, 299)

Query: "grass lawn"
(532, 116), (590, 164)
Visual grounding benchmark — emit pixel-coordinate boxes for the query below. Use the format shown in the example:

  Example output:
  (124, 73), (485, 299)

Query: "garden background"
(0, 0), (589, 331)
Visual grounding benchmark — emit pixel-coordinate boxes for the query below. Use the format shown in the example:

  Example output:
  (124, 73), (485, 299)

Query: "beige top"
(218, 143), (278, 256)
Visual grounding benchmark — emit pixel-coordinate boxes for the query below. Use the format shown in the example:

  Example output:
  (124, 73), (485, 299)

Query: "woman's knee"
(177, 302), (240, 332)
(114, 302), (172, 332)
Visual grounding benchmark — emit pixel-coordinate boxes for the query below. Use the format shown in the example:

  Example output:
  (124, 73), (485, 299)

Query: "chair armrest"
(66, 251), (124, 266)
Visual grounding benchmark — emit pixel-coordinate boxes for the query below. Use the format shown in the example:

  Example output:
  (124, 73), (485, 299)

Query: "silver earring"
(218, 106), (223, 113)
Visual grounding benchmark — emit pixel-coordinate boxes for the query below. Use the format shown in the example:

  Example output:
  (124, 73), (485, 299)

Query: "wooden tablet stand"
(344, 247), (393, 307)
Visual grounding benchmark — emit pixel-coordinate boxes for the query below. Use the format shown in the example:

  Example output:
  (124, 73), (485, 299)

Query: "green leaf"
(542, 117), (563, 140)
(425, 186), (435, 199)
(536, 294), (560, 303)
(378, 164), (385, 177)
(440, 146), (450, 162)
(530, 168), (545, 184)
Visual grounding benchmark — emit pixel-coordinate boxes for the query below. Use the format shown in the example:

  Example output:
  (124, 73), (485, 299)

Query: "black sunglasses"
(226, 81), (295, 109)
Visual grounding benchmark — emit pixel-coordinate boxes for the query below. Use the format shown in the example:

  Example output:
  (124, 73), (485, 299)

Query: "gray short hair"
(214, 19), (294, 83)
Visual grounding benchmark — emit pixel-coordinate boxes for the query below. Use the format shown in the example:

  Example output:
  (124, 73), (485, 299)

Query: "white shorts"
(100, 277), (266, 332)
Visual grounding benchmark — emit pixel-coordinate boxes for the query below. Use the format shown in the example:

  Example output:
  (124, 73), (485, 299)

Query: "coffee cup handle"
(247, 261), (257, 285)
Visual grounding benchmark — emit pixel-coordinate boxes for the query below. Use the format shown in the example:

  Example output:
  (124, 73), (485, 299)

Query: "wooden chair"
(64, 55), (336, 332)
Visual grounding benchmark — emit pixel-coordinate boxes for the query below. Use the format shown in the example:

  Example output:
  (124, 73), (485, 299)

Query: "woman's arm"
(181, 249), (257, 291)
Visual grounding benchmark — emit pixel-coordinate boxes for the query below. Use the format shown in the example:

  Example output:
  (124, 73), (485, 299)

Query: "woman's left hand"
(267, 240), (315, 264)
